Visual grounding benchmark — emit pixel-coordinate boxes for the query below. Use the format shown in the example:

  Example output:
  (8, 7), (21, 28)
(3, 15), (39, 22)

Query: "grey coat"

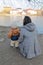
(19, 23), (41, 59)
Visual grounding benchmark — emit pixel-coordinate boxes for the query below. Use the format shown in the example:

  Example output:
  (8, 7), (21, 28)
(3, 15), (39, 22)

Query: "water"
(0, 16), (43, 34)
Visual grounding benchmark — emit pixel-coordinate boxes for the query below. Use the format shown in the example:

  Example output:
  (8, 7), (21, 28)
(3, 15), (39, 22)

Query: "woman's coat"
(19, 23), (41, 59)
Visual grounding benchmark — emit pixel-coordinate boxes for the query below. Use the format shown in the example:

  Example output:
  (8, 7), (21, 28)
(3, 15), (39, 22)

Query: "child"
(8, 26), (20, 47)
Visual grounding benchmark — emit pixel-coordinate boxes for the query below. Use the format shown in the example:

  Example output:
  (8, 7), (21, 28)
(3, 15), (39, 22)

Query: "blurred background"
(0, 0), (43, 34)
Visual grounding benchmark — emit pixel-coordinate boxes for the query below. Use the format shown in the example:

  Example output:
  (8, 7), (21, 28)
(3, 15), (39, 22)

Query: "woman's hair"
(23, 16), (32, 25)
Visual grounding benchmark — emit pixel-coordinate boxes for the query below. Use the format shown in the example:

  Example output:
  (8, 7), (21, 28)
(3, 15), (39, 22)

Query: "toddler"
(8, 27), (20, 47)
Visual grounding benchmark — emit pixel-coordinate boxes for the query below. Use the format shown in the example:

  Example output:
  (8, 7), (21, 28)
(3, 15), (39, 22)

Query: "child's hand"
(7, 31), (13, 38)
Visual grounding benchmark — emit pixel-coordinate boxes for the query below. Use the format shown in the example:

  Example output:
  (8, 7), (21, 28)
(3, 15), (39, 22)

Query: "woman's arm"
(18, 32), (24, 43)
(18, 28), (25, 43)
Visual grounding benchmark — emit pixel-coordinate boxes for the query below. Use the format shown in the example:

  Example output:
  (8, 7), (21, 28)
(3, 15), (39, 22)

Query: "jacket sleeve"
(18, 28), (25, 43)
(18, 31), (24, 43)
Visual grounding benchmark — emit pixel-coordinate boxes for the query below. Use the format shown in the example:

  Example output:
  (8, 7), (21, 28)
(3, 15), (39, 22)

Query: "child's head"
(14, 28), (20, 33)
(11, 27), (20, 35)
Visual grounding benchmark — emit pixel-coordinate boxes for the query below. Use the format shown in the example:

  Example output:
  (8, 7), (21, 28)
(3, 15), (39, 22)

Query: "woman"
(19, 16), (41, 59)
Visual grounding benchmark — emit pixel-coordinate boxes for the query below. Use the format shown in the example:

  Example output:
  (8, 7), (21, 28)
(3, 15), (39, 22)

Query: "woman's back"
(19, 16), (41, 59)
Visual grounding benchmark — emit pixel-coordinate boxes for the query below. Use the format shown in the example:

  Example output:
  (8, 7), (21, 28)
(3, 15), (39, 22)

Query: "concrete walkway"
(0, 27), (43, 65)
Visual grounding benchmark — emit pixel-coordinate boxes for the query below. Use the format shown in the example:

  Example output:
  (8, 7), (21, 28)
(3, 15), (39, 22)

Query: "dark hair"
(23, 16), (32, 25)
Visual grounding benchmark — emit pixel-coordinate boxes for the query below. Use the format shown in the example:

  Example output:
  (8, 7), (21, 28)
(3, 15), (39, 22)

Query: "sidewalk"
(0, 27), (43, 65)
